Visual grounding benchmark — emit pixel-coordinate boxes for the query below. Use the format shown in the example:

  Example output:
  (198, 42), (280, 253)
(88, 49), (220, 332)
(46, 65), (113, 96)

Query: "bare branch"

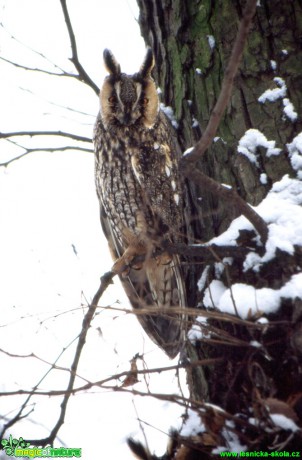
(0, 131), (93, 166)
(0, 56), (75, 78)
(0, 358), (222, 399)
(184, 169), (268, 245)
(0, 347), (89, 382)
(0, 23), (68, 74)
(0, 130), (91, 143)
(0, 144), (93, 167)
(163, 242), (251, 260)
(59, 0), (100, 95)
(1, 6), (100, 94)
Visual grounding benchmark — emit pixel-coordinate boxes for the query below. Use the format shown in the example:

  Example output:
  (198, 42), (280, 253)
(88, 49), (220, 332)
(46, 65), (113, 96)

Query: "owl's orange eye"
(143, 97), (149, 105)
(108, 95), (116, 104)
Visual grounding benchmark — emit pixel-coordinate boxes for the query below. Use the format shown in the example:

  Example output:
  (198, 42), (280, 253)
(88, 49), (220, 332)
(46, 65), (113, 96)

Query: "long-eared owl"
(93, 48), (186, 358)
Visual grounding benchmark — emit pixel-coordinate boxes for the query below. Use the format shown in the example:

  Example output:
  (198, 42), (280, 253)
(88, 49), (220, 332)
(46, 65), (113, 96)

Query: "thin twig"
(0, 56), (74, 78)
(0, 145), (93, 167)
(0, 131), (91, 143)
(0, 334), (80, 440)
(0, 23), (68, 74)
(0, 358), (222, 399)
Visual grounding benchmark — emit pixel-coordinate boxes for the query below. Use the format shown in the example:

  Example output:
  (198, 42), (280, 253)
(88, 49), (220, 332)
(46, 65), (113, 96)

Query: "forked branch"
(59, 0), (100, 95)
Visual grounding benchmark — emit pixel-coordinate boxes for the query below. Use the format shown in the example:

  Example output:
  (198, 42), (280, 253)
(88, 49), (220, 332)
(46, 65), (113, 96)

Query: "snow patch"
(270, 414), (300, 432)
(260, 173), (268, 184)
(258, 76), (298, 122)
(237, 128), (281, 165)
(203, 274), (302, 320)
(204, 174), (302, 319)
(270, 60), (277, 70)
(258, 77), (287, 103)
(187, 316), (209, 343)
(212, 420), (247, 454)
(203, 280), (227, 309)
(160, 103), (178, 128)
(180, 409), (205, 436)
(183, 146), (194, 157)
(250, 340), (261, 348)
(192, 117), (199, 128)
(207, 35), (215, 49)
(213, 283), (280, 319)
(283, 98), (298, 121)
(211, 175), (302, 269)
(287, 132), (302, 177)
(197, 265), (210, 291)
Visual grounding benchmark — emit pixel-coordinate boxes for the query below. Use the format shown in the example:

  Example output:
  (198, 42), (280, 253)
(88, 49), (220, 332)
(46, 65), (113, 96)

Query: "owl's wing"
(100, 203), (186, 358)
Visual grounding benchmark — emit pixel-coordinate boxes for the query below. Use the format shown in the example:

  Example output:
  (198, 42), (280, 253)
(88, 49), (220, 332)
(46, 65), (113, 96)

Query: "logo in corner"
(1, 435), (82, 458)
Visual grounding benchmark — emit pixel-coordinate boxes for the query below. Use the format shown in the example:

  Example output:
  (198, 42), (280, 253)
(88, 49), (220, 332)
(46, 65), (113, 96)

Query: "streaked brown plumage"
(93, 48), (186, 358)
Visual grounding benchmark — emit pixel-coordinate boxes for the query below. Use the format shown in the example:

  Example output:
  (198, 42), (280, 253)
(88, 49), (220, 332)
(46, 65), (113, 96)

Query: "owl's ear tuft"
(103, 49), (121, 76)
(139, 47), (155, 78)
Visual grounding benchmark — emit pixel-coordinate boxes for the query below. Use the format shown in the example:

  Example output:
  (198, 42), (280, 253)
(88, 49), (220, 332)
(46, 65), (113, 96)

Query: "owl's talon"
(112, 251), (142, 276)
(112, 258), (128, 276)
(130, 261), (143, 270)
(112, 262), (130, 277)
(121, 267), (131, 278)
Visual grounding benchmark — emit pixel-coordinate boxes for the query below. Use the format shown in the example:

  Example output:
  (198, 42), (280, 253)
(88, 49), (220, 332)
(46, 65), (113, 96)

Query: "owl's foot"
(112, 256), (132, 277)
(112, 244), (146, 277)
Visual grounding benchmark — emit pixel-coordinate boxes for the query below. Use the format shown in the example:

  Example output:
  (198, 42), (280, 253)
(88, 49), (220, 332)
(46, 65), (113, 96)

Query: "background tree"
(136, 0), (302, 452)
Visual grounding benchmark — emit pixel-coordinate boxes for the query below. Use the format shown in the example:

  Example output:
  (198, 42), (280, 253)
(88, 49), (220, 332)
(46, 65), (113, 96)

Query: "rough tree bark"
(137, 0), (302, 452)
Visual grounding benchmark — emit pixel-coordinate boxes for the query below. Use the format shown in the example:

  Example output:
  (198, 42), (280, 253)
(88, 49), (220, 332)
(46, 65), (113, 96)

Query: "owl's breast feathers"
(94, 111), (183, 247)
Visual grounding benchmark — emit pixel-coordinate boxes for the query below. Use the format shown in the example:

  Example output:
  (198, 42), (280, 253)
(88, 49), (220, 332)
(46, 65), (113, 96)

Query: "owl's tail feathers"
(145, 254), (187, 358)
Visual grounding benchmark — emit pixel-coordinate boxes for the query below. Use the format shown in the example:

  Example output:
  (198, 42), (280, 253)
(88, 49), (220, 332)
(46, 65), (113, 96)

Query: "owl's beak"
(121, 112), (134, 126)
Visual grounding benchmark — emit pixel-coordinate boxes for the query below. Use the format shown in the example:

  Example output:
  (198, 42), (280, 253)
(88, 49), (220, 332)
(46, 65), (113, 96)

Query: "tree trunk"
(137, 0), (302, 452)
